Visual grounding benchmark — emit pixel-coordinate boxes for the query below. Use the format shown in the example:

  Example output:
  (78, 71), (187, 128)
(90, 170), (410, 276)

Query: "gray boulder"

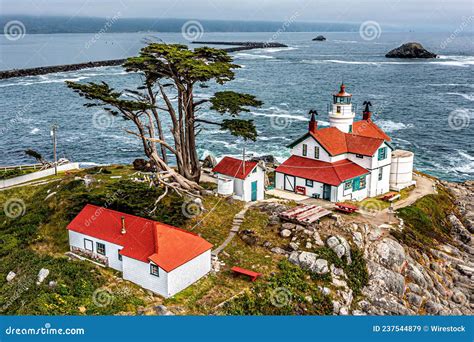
(288, 251), (329, 275)
(312, 35), (326, 41)
(371, 238), (406, 273)
(327, 236), (351, 263)
(385, 42), (437, 58)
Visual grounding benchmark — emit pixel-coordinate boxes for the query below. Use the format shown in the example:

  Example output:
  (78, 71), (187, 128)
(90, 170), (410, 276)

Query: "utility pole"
(51, 124), (58, 176)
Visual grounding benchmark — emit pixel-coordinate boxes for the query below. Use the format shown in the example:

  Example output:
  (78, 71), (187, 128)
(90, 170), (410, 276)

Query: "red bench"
(380, 192), (398, 201)
(231, 266), (262, 282)
(335, 202), (358, 214)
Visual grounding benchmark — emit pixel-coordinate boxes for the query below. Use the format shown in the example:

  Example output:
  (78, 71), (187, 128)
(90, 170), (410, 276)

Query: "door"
(323, 184), (331, 200)
(284, 175), (295, 192)
(352, 177), (360, 191)
(251, 181), (258, 201)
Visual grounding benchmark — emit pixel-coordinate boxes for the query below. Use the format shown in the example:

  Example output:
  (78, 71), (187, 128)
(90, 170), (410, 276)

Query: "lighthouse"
(328, 83), (355, 133)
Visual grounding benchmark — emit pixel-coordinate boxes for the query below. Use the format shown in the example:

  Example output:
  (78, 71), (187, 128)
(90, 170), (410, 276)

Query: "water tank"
(217, 176), (234, 196)
(390, 150), (415, 190)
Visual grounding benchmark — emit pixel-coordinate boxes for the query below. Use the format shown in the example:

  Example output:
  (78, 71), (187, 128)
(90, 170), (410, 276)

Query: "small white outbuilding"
(213, 156), (265, 202)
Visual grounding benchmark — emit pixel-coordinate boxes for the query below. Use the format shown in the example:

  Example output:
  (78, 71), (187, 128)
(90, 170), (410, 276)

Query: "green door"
(353, 177), (360, 191)
(323, 184), (331, 200)
(251, 181), (258, 201)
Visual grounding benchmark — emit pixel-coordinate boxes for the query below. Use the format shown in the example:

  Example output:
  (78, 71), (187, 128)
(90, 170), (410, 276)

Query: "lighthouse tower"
(328, 83), (355, 133)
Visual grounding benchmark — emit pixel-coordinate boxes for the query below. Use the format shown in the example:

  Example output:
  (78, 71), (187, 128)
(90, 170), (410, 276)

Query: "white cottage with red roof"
(275, 84), (399, 202)
(212, 156), (265, 202)
(67, 204), (212, 298)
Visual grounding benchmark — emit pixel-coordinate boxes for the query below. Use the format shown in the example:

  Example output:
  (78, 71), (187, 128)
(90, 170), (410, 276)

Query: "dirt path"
(362, 173), (437, 226)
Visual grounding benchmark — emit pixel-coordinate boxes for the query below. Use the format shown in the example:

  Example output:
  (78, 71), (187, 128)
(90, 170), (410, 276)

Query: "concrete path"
(212, 203), (252, 256)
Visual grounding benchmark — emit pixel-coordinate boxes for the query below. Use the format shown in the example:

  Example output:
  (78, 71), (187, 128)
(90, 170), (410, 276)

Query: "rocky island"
(386, 42), (437, 58)
(312, 35), (327, 41)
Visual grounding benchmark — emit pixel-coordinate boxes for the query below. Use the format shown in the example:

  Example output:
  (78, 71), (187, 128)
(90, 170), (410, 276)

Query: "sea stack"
(312, 35), (327, 41)
(385, 42), (437, 58)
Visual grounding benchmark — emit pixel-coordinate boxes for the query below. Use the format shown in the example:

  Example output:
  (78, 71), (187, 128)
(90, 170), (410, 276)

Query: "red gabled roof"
(275, 155), (369, 186)
(67, 204), (212, 272)
(308, 126), (385, 157)
(353, 120), (391, 142)
(212, 156), (258, 180)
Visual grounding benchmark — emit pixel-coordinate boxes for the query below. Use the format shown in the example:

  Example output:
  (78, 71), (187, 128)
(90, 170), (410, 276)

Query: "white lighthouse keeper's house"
(213, 156), (265, 202)
(67, 204), (213, 298)
(274, 83), (413, 202)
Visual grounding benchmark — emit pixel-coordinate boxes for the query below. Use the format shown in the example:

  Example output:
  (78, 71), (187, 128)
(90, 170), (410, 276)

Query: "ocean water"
(0, 32), (473, 182)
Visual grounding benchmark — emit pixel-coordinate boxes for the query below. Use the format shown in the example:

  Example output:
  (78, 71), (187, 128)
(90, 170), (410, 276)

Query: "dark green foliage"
(210, 91), (263, 115)
(221, 119), (257, 141)
(224, 260), (333, 315)
(344, 249), (369, 297)
(393, 188), (455, 251)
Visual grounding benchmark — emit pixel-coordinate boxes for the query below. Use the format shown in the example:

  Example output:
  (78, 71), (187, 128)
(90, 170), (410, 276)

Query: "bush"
(224, 260), (333, 315)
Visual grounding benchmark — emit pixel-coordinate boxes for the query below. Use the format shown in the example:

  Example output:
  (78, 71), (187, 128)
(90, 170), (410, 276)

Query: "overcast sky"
(1, 0), (472, 29)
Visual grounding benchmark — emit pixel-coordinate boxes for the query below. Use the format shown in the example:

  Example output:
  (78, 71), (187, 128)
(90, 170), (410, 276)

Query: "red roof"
(308, 125), (385, 156)
(213, 156), (258, 180)
(67, 204), (212, 272)
(353, 120), (391, 141)
(275, 155), (369, 186)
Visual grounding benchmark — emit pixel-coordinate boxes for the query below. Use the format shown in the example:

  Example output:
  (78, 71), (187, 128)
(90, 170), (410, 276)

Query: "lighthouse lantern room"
(328, 83), (356, 133)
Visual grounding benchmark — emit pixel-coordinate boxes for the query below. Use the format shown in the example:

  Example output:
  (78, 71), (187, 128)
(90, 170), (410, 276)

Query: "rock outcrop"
(385, 42), (437, 58)
(312, 35), (326, 41)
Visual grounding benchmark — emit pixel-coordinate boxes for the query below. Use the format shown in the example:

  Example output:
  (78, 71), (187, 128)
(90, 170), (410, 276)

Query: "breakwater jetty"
(0, 41), (287, 80)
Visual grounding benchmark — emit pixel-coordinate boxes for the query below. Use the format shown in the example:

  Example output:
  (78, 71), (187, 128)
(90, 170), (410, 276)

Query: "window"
(306, 179), (313, 187)
(349, 125), (353, 133)
(84, 239), (93, 252)
(302, 144), (307, 156)
(314, 146), (320, 159)
(96, 242), (106, 255)
(336, 106), (341, 113)
(344, 181), (352, 191)
(252, 167), (257, 173)
(356, 154), (363, 159)
(150, 264), (159, 277)
(360, 176), (366, 189)
(378, 168), (383, 181)
(118, 250), (122, 261)
(378, 147), (387, 161)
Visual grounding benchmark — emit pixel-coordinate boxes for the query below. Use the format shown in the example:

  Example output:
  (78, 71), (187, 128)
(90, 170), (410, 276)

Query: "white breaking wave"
(234, 53), (274, 60)
(258, 47), (298, 53)
(445, 92), (474, 101)
(451, 151), (474, 174)
(377, 120), (414, 132)
(430, 55), (474, 68)
(30, 127), (40, 134)
(333, 40), (358, 44)
(250, 111), (308, 121)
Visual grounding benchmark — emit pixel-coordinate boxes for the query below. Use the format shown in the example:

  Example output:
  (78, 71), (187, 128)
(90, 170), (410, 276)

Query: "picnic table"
(231, 266), (262, 282)
(335, 202), (358, 214)
(380, 192), (399, 202)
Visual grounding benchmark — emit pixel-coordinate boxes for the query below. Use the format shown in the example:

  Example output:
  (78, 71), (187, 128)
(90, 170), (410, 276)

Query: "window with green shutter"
(314, 146), (320, 159)
(378, 147), (387, 160)
(302, 144), (307, 156)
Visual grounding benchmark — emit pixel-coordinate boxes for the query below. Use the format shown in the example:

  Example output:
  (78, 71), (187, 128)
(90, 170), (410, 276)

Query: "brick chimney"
(309, 110), (318, 134)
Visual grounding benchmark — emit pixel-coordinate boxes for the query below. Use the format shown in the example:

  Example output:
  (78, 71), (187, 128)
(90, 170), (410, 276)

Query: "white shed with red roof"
(212, 156), (265, 202)
(67, 204), (212, 298)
